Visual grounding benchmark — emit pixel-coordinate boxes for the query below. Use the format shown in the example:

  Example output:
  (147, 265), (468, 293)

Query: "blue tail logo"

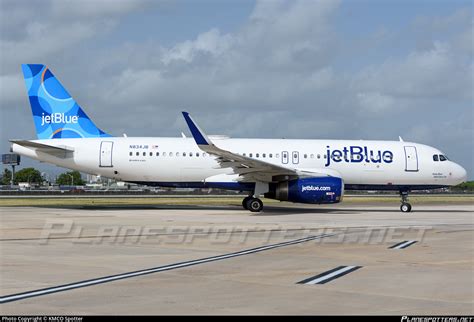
(21, 64), (111, 139)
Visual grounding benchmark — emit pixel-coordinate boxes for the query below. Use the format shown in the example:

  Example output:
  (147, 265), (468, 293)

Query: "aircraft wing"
(182, 112), (331, 183)
(10, 140), (74, 158)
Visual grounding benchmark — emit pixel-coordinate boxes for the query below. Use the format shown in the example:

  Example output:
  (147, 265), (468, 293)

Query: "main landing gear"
(242, 196), (264, 212)
(399, 191), (412, 213)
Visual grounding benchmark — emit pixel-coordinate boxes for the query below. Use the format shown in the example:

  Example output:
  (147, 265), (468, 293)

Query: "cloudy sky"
(0, 0), (472, 179)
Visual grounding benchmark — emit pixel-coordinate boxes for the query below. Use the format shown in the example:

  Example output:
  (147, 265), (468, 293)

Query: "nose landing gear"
(400, 191), (412, 213)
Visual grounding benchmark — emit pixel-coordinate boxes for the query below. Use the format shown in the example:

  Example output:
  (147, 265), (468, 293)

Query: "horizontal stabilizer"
(10, 140), (74, 158)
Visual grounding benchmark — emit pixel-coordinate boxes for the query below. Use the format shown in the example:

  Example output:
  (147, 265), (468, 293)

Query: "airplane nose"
(453, 164), (467, 184)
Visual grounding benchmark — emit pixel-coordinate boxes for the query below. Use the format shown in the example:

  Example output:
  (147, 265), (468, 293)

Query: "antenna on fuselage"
(399, 136), (404, 142)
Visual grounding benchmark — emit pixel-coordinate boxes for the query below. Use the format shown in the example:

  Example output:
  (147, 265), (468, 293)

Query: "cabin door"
(404, 146), (418, 172)
(99, 141), (114, 167)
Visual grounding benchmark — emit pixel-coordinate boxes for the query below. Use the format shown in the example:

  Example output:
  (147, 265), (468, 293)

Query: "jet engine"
(265, 177), (343, 204)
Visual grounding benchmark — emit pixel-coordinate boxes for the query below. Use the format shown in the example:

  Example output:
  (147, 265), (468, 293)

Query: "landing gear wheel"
(246, 198), (263, 212)
(399, 190), (412, 213)
(400, 203), (412, 213)
(242, 196), (252, 210)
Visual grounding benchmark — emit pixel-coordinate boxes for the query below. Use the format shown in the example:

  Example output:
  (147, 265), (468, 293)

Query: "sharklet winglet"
(182, 112), (212, 146)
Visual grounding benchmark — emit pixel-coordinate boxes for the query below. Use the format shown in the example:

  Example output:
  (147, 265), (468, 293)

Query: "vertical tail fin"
(21, 64), (111, 139)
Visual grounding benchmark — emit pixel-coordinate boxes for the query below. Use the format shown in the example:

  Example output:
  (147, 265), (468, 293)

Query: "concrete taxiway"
(0, 201), (473, 314)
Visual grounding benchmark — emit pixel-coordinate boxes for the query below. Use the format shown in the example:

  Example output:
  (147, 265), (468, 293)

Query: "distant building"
(86, 174), (99, 183)
(18, 182), (31, 190)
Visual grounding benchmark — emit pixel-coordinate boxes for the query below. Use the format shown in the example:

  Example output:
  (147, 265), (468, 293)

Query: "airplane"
(10, 64), (467, 213)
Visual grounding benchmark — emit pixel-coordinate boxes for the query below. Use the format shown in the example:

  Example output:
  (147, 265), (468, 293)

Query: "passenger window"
(136, 152), (139, 156)
(143, 152), (146, 156)
(249, 153), (253, 157)
(433, 155), (439, 161)
(310, 154), (314, 159)
(439, 155), (447, 161)
(129, 152), (132, 156)
(169, 152), (173, 157)
(196, 152), (200, 157)
(203, 153), (207, 157)
(183, 152), (186, 156)
(156, 152), (159, 156)
(304, 154), (307, 159)
(190, 152), (193, 157)
(317, 154), (321, 159)
(176, 152), (180, 157)
(243, 153), (246, 157)
(262, 153), (266, 158)
(269, 153), (272, 158)
(256, 153), (259, 158)
(149, 152), (153, 156)
(276, 153), (280, 158)
(163, 152), (167, 157)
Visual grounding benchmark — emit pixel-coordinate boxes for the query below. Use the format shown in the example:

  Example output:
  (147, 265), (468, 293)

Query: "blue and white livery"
(11, 65), (467, 212)
(21, 64), (110, 139)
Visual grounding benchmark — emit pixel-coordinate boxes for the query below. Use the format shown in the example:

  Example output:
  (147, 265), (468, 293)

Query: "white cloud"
(356, 92), (395, 113)
(0, 0), (150, 74)
(110, 0), (341, 113)
(353, 41), (471, 101)
(161, 28), (233, 65)
(0, 22), (103, 71)
(104, 68), (165, 105)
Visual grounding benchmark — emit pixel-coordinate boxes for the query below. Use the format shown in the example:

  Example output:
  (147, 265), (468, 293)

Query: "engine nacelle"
(265, 177), (344, 204)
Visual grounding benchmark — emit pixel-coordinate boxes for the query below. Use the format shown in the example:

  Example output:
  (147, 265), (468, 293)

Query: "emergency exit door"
(99, 141), (113, 167)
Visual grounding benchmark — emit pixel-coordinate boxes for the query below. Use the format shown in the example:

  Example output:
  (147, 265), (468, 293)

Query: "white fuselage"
(12, 137), (467, 190)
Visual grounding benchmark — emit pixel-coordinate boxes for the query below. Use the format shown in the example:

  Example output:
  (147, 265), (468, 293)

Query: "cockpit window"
(439, 155), (447, 161)
(433, 155), (439, 161)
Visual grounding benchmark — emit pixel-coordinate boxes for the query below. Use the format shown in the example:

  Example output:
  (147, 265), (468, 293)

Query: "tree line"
(1, 168), (84, 185)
